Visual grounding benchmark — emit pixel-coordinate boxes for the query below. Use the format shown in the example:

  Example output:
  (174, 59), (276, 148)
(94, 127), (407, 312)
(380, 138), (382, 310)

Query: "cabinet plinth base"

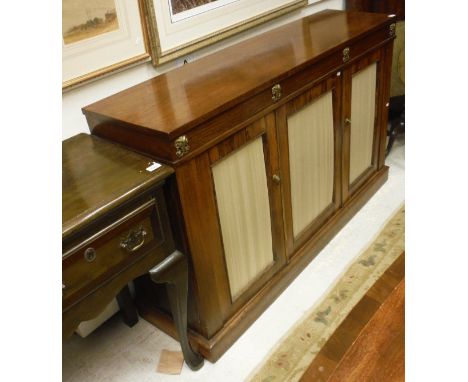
(136, 166), (389, 363)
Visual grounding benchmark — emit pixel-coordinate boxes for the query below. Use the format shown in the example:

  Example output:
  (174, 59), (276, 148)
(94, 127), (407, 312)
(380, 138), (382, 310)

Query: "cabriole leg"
(149, 250), (204, 371)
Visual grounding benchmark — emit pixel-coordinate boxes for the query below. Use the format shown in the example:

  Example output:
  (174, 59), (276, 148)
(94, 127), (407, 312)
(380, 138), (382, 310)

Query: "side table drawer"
(62, 198), (162, 305)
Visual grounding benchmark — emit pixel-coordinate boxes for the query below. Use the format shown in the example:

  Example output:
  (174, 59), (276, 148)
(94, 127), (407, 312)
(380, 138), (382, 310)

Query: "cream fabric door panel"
(212, 137), (274, 300)
(349, 63), (377, 184)
(288, 91), (334, 238)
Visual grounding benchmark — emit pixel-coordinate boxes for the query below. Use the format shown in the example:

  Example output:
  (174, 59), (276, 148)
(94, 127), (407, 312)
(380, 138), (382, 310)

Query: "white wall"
(62, 0), (344, 140)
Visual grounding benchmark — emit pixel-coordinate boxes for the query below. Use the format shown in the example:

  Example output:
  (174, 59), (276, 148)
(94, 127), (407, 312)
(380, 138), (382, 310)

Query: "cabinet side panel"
(288, 91), (334, 238)
(212, 138), (274, 300)
(349, 63), (377, 183)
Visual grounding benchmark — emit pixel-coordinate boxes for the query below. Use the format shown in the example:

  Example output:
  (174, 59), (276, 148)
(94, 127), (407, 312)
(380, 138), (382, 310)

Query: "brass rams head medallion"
(175, 135), (190, 158)
(343, 47), (350, 63)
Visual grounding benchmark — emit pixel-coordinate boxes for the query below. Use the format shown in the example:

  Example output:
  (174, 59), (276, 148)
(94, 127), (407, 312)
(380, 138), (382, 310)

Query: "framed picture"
(62, 0), (150, 91)
(143, 0), (307, 65)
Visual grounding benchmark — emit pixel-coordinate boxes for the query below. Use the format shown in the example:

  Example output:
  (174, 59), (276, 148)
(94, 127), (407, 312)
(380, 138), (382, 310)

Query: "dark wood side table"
(62, 133), (203, 370)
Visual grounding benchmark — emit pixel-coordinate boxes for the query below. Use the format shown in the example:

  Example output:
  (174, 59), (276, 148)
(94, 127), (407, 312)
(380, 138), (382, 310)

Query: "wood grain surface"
(328, 279), (404, 381)
(62, 133), (173, 238)
(83, 10), (392, 140)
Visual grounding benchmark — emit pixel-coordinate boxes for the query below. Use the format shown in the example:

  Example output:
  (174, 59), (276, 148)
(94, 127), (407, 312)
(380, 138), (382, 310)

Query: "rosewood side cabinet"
(83, 10), (396, 362)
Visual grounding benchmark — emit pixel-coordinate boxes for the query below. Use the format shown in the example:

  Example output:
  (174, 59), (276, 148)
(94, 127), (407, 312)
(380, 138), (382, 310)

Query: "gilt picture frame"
(62, 0), (150, 92)
(143, 0), (308, 65)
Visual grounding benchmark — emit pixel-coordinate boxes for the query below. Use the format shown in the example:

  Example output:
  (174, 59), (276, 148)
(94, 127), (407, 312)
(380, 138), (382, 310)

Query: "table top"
(83, 10), (391, 140)
(62, 134), (174, 238)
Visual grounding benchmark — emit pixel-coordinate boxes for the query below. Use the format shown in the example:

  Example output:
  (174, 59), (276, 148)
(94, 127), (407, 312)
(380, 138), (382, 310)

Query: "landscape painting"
(170, 0), (218, 15)
(63, 0), (119, 45)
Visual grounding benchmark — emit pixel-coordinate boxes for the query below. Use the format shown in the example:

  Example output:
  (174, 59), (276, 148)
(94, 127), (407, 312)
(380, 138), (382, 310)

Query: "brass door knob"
(345, 118), (352, 125)
(272, 174), (281, 184)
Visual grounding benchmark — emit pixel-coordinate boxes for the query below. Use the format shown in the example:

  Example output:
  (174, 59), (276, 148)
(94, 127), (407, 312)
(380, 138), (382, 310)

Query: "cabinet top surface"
(83, 10), (391, 139)
(62, 133), (174, 238)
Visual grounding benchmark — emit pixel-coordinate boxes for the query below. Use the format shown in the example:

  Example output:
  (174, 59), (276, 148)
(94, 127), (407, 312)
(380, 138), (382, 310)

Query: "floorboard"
(300, 252), (404, 381)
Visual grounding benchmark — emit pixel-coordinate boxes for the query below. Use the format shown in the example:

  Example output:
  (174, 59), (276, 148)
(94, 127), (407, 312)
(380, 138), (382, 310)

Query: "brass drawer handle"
(120, 227), (147, 253)
(272, 84), (282, 102)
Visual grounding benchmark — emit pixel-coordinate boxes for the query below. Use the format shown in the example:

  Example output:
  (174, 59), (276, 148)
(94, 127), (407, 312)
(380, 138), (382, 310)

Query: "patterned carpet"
(248, 205), (405, 382)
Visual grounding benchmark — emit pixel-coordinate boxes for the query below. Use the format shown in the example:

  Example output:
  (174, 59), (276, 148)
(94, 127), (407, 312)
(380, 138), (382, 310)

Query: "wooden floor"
(300, 252), (405, 382)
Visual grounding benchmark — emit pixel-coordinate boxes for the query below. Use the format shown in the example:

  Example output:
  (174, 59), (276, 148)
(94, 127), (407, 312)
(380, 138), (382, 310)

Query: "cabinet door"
(277, 75), (342, 257)
(208, 114), (286, 305)
(342, 49), (387, 201)
(175, 113), (286, 336)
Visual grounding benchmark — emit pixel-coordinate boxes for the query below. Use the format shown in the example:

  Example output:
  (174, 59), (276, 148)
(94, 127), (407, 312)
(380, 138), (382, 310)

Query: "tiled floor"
(63, 137), (405, 382)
